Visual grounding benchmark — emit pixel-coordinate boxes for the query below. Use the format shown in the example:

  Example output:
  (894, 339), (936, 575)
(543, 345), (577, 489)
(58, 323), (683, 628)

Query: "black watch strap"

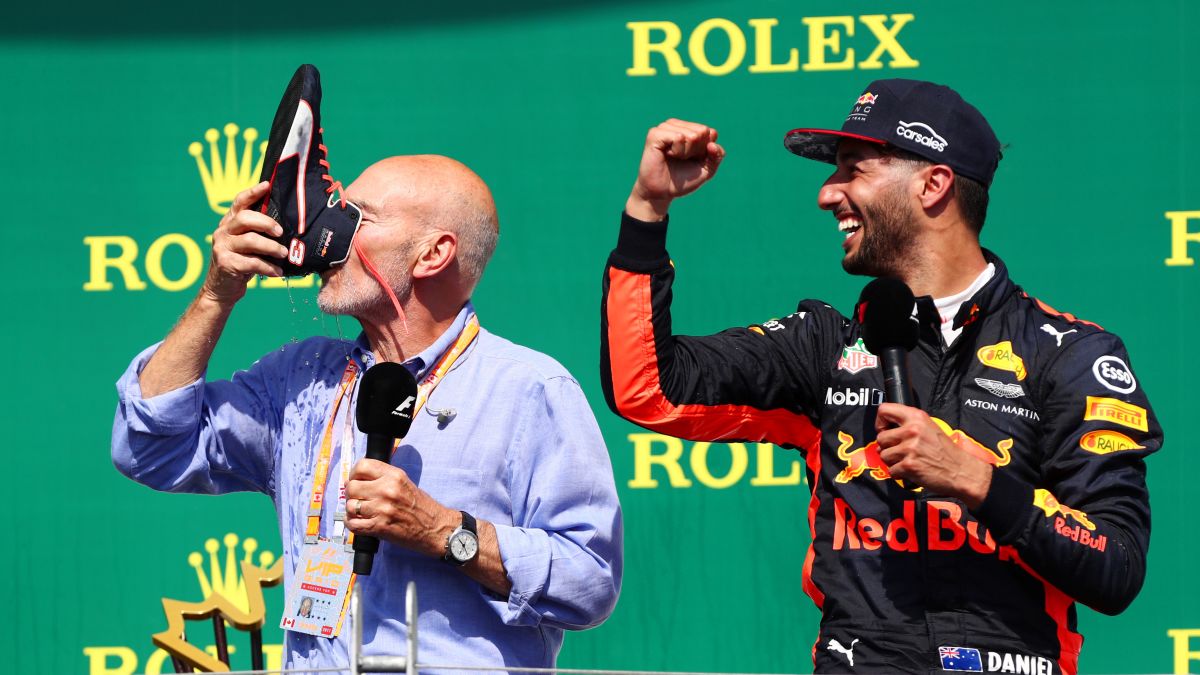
(443, 511), (479, 565)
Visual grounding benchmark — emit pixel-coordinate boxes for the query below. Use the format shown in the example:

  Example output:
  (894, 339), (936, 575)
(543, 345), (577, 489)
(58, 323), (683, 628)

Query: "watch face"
(450, 531), (478, 562)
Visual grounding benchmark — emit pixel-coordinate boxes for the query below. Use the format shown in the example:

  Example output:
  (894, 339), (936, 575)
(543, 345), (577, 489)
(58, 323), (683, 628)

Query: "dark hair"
(877, 144), (989, 234)
(954, 174), (989, 235)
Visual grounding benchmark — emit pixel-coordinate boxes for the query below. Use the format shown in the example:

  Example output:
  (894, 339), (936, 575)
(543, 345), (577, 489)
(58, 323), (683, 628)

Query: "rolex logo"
(152, 533), (285, 672)
(186, 533), (277, 614)
(188, 123), (267, 215)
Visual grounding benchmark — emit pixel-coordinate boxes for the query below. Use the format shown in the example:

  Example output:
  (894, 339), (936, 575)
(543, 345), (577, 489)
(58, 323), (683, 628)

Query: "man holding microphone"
(600, 79), (1160, 673)
(112, 146), (623, 671)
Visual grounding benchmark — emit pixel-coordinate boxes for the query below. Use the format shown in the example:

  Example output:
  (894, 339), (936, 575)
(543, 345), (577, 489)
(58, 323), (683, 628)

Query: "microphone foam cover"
(356, 362), (420, 438)
(859, 277), (919, 353)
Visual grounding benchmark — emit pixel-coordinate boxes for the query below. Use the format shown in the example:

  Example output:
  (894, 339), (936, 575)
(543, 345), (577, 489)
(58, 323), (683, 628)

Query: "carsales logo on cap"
(896, 121), (948, 152)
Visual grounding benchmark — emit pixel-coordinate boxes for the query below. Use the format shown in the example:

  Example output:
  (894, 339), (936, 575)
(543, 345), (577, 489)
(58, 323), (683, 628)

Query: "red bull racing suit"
(600, 214), (1161, 674)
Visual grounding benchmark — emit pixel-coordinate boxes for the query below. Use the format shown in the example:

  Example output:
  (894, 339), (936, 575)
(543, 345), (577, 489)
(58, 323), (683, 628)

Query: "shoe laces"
(353, 238), (409, 332)
(317, 128), (348, 210)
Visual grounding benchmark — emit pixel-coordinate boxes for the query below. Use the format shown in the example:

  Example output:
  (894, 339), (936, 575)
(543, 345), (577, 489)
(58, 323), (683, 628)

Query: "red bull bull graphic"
(834, 421), (1011, 485)
(1033, 489), (1106, 552)
(835, 431), (889, 483)
(930, 418), (1012, 466)
(856, 92), (878, 105)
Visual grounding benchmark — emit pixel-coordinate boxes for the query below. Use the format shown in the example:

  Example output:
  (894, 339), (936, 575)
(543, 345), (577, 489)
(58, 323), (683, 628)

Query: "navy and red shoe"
(254, 64), (361, 276)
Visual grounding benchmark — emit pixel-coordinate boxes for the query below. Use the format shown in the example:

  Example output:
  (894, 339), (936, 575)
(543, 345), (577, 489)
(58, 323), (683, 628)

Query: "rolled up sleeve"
(486, 376), (623, 630)
(112, 342), (282, 497)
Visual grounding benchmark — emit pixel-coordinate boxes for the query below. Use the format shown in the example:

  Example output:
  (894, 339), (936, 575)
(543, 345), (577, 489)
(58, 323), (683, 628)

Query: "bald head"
(352, 155), (499, 290)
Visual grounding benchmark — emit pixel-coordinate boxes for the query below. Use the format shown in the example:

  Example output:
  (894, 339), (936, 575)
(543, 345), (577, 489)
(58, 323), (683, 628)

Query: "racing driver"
(599, 79), (1161, 673)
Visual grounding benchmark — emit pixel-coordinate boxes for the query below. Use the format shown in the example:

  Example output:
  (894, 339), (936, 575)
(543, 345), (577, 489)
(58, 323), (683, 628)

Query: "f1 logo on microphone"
(392, 396), (416, 418)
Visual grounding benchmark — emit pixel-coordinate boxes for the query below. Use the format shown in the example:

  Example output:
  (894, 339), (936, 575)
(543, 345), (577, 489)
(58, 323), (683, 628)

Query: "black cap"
(784, 79), (1002, 186)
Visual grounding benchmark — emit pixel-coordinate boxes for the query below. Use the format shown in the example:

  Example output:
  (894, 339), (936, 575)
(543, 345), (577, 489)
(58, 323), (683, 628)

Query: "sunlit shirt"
(112, 303), (623, 673)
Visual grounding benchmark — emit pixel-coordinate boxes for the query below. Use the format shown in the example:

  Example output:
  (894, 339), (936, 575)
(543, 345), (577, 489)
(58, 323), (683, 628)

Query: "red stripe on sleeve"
(1011, 556), (1082, 674)
(1024, 293), (1103, 330)
(801, 443), (826, 610)
(605, 267), (820, 448)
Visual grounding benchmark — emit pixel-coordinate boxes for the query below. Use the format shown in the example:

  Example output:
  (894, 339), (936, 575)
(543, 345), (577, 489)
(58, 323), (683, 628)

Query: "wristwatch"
(443, 510), (479, 566)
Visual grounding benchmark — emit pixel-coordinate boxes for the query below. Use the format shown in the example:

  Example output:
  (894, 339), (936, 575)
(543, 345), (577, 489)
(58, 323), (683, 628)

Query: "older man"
(114, 155), (622, 673)
(600, 79), (1159, 673)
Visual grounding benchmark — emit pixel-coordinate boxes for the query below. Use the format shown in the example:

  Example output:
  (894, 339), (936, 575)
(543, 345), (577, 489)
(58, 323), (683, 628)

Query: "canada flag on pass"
(282, 618), (295, 628)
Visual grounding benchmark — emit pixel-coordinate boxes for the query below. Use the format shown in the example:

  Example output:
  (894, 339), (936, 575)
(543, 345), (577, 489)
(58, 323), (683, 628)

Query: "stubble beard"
(841, 181), (921, 279)
(317, 242), (415, 318)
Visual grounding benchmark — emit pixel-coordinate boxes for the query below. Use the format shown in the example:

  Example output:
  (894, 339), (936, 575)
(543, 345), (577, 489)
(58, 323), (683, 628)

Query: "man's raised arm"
(138, 181), (288, 397)
(623, 118), (724, 222)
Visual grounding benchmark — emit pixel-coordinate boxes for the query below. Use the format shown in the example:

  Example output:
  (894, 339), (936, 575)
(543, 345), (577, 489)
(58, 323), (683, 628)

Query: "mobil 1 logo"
(825, 386), (884, 407)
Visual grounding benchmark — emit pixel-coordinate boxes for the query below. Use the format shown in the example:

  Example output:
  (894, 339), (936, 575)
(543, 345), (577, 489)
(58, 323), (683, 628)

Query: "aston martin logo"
(975, 377), (1025, 399)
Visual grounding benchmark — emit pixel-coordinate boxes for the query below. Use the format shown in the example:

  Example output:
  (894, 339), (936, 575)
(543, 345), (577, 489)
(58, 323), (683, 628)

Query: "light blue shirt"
(112, 303), (623, 673)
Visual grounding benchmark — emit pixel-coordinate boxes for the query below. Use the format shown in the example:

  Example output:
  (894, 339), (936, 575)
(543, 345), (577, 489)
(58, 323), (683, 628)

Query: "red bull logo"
(1033, 489), (1106, 552)
(833, 498), (1018, 558)
(834, 421), (1011, 485)
(856, 92), (878, 105)
(1034, 489), (1095, 530)
(930, 418), (1012, 466)
(835, 431), (889, 483)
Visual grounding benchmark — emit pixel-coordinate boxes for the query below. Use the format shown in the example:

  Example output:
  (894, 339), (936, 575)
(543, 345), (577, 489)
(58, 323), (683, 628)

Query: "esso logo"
(1092, 355), (1137, 394)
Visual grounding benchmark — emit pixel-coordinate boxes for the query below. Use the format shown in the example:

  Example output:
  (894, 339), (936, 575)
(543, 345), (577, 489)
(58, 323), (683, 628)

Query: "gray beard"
(317, 244), (414, 317)
(317, 274), (412, 317)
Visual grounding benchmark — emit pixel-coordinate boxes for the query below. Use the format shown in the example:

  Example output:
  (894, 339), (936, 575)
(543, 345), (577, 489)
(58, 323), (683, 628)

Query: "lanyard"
(410, 313), (480, 433)
(304, 362), (358, 543)
(303, 314), (481, 544)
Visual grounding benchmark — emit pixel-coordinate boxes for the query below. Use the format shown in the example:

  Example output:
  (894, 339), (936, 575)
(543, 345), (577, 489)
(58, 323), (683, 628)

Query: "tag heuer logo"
(837, 338), (878, 374)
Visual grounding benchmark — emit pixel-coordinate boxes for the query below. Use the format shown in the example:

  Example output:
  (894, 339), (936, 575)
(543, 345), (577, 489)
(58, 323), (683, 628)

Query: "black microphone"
(858, 277), (919, 407)
(353, 362), (419, 575)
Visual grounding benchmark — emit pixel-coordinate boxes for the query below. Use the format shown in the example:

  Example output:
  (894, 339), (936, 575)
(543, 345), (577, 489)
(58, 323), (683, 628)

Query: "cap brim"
(783, 128), (886, 163)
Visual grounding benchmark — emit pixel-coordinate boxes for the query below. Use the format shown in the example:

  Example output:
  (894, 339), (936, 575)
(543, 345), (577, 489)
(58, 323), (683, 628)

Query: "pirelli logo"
(1084, 396), (1148, 432)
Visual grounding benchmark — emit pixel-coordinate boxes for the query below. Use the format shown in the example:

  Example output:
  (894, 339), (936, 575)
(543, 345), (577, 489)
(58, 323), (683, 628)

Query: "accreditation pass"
(280, 539), (354, 637)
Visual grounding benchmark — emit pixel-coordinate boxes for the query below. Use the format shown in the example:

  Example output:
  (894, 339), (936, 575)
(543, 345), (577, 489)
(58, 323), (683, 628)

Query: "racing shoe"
(253, 64), (361, 276)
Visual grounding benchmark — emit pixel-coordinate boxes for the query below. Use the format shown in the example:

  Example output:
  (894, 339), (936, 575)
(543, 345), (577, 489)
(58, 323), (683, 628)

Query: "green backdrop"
(4, 1), (1198, 673)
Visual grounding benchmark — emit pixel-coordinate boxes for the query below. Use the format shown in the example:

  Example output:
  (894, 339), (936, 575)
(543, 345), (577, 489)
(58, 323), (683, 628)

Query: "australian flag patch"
(939, 646), (983, 672)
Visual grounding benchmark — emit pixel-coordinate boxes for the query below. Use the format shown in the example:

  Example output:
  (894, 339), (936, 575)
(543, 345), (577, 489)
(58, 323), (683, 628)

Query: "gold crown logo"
(153, 533), (284, 672)
(187, 533), (277, 614)
(189, 123), (267, 215)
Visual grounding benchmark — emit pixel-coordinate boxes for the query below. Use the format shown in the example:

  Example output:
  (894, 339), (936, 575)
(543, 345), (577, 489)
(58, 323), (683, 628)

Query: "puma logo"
(1040, 323), (1077, 347)
(827, 638), (860, 667)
